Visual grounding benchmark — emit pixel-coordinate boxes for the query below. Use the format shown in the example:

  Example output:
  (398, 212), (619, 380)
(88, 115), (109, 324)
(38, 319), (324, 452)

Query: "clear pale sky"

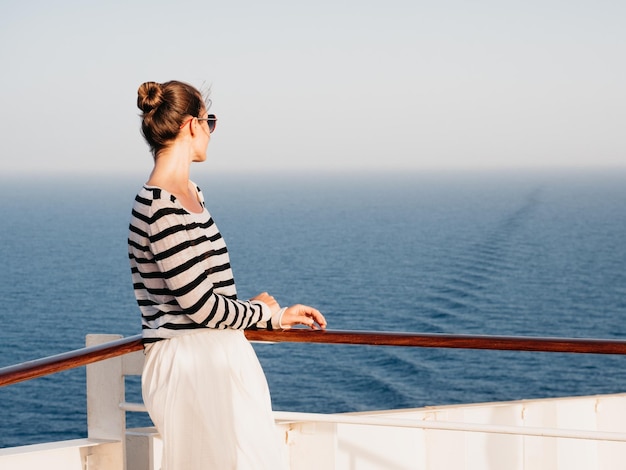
(0, 0), (624, 176)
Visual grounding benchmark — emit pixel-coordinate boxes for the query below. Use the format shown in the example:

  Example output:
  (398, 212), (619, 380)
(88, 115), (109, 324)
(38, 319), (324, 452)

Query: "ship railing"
(2, 330), (626, 470)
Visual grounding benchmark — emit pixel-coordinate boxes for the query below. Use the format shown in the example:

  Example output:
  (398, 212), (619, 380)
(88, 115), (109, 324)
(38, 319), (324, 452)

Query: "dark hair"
(137, 80), (206, 155)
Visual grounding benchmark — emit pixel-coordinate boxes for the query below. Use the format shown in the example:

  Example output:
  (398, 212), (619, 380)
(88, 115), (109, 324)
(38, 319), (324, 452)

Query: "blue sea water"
(0, 169), (625, 448)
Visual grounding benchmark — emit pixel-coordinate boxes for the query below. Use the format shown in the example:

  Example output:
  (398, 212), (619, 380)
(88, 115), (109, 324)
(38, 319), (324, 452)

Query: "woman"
(128, 80), (326, 469)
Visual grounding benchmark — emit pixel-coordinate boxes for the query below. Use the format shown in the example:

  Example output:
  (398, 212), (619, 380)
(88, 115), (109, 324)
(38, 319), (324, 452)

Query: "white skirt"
(142, 329), (287, 470)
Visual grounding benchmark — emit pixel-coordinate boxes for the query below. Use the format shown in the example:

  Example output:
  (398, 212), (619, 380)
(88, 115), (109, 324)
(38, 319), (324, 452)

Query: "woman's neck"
(148, 146), (193, 194)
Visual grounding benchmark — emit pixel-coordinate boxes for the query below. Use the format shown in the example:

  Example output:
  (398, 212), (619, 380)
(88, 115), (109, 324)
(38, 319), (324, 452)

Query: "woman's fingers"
(283, 304), (327, 329)
(305, 307), (327, 329)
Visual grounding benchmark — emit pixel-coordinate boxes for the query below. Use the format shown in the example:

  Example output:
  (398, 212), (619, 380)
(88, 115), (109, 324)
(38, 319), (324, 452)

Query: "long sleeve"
(128, 185), (271, 342)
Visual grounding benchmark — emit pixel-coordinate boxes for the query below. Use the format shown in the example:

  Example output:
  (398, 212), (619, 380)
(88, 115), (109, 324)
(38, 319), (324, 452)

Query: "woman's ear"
(188, 117), (198, 137)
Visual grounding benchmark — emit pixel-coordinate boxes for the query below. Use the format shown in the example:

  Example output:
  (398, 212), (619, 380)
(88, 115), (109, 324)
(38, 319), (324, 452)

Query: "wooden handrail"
(2, 329), (626, 388)
(245, 329), (626, 354)
(0, 334), (143, 388)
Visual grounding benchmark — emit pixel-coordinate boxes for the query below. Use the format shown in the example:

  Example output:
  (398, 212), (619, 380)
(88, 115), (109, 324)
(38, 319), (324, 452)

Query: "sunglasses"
(198, 114), (217, 133)
(179, 114), (218, 133)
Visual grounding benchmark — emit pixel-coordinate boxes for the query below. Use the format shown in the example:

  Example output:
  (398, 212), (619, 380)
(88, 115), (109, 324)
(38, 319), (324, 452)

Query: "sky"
(0, 0), (624, 177)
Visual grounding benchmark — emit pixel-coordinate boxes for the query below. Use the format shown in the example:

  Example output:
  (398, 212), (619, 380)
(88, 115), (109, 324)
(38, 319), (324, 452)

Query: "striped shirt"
(128, 184), (272, 343)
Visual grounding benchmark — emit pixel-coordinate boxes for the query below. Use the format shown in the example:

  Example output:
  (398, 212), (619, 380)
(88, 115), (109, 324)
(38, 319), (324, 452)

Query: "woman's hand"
(251, 292), (280, 315)
(281, 304), (327, 330)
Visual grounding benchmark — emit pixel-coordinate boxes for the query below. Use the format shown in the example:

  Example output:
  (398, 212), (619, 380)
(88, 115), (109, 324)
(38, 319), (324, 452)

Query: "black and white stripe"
(128, 184), (271, 343)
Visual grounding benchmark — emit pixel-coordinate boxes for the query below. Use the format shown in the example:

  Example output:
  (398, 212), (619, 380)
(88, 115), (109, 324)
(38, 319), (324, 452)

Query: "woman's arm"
(143, 201), (273, 329)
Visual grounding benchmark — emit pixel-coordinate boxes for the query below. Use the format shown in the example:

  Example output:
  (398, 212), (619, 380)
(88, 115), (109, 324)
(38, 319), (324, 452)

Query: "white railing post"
(86, 334), (126, 469)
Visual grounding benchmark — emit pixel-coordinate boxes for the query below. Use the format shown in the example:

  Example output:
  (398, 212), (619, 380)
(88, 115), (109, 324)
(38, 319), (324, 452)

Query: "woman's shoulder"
(139, 184), (177, 204)
(135, 183), (210, 222)
(132, 185), (180, 219)
(139, 181), (204, 205)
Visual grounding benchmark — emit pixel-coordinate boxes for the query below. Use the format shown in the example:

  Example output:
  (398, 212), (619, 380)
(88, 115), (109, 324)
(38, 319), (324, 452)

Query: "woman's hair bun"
(137, 80), (205, 155)
(137, 82), (163, 113)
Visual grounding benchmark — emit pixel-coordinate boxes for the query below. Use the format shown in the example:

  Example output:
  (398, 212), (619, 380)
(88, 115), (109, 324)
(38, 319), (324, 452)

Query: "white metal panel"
(555, 398), (598, 470)
(336, 422), (422, 469)
(596, 395), (626, 469)
(0, 439), (121, 470)
(286, 421), (336, 470)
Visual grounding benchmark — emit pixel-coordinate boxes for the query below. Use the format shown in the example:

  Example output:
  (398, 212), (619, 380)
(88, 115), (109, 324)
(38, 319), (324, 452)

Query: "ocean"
(0, 169), (625, 448)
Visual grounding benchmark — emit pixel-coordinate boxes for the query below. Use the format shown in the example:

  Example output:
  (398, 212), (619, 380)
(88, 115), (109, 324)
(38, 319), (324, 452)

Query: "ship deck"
(1, 331), (626, 469)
